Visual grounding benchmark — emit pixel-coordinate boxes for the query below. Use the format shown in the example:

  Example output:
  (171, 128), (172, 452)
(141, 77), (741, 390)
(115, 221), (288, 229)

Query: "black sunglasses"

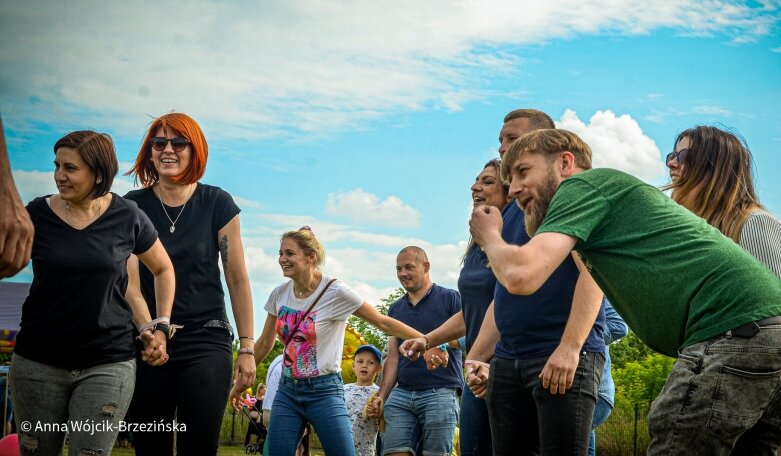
(150, 137), (190, 152)
(666, 148), (689, 164)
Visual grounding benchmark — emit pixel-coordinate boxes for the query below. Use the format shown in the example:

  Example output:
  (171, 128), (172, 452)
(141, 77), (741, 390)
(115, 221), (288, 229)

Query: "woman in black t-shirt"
(10, 130), (175, 456)
(124, 112), (256, 456)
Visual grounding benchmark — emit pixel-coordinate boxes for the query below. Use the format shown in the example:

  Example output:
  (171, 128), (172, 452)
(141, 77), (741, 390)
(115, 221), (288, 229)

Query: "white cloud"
(325, 188), (421, 228)
(232, 196), (263, 210)
(691, 105), (733, 116)
(556, 109), (667, 183)
(237, 213), (465, 337)
(1, 1), (777, 141)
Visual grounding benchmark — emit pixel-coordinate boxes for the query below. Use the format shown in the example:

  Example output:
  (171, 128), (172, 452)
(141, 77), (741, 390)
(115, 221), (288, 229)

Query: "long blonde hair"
(665, 126), (764, 242)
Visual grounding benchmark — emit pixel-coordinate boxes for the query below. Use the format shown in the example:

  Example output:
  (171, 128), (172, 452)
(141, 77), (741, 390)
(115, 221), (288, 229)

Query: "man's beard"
(522, 172), (558, 237)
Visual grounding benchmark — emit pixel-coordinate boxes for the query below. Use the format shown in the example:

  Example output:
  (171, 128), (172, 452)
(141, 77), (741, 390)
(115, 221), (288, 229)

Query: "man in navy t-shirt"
(467, 109), (606, 455)
(377, 246), (462, 456)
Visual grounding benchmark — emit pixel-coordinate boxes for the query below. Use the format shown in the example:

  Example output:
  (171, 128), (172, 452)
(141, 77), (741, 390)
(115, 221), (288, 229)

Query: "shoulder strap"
(302, 278), (338, 317)
(280, 278), (337, 347)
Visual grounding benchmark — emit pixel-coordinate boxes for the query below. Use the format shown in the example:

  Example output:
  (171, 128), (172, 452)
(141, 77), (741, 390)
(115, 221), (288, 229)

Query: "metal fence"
(220, 401), (649, 455)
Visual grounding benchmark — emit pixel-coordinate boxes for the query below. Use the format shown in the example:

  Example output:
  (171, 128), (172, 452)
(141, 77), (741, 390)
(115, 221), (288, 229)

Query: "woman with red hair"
(124, 112), (256, 455)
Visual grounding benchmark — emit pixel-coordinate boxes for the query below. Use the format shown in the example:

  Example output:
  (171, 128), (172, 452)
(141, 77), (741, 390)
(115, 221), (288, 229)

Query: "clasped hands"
(399, 337), (450, 370)
(138, 329), (168, 366)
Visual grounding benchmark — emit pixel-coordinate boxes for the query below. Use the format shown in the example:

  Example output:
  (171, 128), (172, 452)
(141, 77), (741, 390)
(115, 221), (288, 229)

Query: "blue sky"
(2, 1), (780, 337)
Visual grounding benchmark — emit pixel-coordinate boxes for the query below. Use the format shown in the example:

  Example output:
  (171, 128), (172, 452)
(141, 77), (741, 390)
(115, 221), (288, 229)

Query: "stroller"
(242, 404), (267, 454)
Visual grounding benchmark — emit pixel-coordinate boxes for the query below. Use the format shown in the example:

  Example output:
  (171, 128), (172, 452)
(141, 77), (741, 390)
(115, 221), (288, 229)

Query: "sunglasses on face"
(150, 137), (190, 152)
(666, 148), (689, 164)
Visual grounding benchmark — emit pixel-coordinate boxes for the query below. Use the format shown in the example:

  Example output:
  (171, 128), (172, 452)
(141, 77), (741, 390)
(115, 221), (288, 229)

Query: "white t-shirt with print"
(343, 383), (380, 456)
(265, 274), (364, 378)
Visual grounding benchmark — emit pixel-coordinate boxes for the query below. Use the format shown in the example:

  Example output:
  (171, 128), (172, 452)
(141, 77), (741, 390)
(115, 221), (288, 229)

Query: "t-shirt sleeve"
(738, 211), (781, 278)
(212, 187), (241, 233)
(326, 281), (365, 320)
(132, 205), (158, 255)
(535, 177), (610, 245)
(264, 287), (281, 316)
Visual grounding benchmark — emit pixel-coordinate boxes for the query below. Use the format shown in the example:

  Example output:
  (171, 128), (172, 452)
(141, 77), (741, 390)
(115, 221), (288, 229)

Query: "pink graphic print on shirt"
(277, 306), (319, 378)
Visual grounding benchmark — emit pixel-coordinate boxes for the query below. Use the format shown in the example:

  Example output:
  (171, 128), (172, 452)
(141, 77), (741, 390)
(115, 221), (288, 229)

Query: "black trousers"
(127, 325), (233, 456)
(486, 352), (604, 456)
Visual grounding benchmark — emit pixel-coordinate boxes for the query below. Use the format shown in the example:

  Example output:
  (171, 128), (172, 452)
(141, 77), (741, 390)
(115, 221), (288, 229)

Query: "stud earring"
(96, 178), (102, 184)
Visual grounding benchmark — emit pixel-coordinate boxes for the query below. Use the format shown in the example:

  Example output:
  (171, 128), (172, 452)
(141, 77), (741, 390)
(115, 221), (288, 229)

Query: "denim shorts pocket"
(706, 365), (781, 441)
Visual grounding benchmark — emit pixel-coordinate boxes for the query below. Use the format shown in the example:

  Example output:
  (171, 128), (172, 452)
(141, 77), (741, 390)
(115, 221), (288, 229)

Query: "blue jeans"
(383, 387), (459, 456)
(588, 396), (613, 456)
(128, 324), (233, 456)
(486, 353), (604, 456)
(647, 325), (781, 455)
(9, 353), (136, 456)
(269, 373), (355, 456)
(460, 386), (492, 456)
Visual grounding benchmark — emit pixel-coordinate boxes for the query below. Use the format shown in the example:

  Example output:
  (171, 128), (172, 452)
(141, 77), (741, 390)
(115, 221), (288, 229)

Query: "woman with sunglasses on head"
(10, 130), (174, 456)
(666, 126), (781, 279)
(124, 112), (256, 455)
(230, 226), (424, 456)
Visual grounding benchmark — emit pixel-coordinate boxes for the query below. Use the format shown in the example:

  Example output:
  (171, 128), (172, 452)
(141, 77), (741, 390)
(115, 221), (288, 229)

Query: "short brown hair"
(503, 109), (555, 130)
(501, 129), (592, 182)
(53, 131), (118, 198)
(398, 246), (428, 264)
(127, 112), (208, 187)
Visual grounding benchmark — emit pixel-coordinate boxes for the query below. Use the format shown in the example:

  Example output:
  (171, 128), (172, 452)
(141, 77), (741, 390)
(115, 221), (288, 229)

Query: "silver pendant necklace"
(156, 184), (194, 233)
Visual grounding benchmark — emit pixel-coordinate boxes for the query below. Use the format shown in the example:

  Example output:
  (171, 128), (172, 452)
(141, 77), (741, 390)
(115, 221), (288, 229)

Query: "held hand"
(229, 384), (244, 411)
(469, 205), (503, 248)
(399, 337), (428, 360)
(363, 394), (383, 419)
(466, 362), (490, 398)
(233, 354), (257, 395)
(539, 345), (580, 395)
(139, 330), (168, 366)
(423, 347), (449, 370)
(0, 193), (34, 278)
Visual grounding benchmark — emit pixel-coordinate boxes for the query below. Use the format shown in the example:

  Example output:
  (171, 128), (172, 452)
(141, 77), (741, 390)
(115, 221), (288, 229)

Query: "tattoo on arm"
(219, 235), (229, 267)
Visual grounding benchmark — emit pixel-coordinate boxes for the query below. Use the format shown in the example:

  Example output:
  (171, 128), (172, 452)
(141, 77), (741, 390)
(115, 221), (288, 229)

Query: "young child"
(344, 344), (383, 456)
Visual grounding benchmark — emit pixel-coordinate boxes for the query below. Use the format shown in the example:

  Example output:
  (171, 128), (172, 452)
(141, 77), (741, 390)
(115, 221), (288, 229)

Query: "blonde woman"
(232, 227), (423, 456)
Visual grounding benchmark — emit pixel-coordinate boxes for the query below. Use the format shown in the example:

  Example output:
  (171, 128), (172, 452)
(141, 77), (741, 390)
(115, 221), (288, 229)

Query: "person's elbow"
(375, 316), (392, 334)
(502, 268), (544, 295)
(148, 256), (174, 280)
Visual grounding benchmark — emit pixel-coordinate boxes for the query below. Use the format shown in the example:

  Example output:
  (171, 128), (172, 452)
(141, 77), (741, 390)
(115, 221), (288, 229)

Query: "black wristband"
(154, 322), (174, 341)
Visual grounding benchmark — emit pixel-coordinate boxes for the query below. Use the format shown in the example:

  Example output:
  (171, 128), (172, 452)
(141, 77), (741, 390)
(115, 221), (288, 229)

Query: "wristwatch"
(154, 322), (176, 341)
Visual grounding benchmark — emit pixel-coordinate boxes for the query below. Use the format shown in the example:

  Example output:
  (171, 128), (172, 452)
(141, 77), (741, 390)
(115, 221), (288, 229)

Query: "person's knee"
(18, 432), (39, 454)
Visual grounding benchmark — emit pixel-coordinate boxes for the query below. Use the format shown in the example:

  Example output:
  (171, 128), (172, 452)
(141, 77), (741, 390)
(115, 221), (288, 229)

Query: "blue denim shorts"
(383, 387), (459, 456)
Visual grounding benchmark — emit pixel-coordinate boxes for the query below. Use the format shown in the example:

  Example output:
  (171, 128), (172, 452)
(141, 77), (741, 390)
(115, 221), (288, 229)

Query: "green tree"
(610, 330), (655, 370)
(347, 287), (405, 350)
(613, 353), (674, 405)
